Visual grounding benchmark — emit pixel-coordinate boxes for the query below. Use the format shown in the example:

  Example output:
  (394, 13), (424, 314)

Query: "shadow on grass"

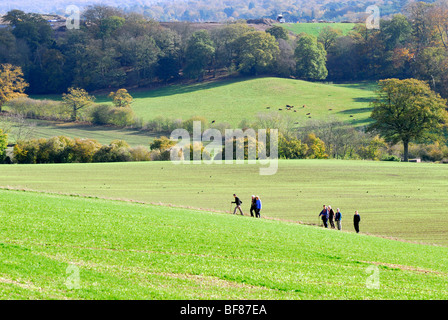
(331, 81), (379, 92)
(349, 117), (373, 127)
(352, 97), (375, 103)
(33, 120), (159, 138)
(130, 76), (259, 99)
(337, 107), (373, 115)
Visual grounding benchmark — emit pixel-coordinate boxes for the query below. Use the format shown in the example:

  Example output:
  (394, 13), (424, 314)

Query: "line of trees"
(4, 126), (448, 165)
(324, 0), (448, 99)
(4, 2), (448, 99)
(0, 5), (327, 95)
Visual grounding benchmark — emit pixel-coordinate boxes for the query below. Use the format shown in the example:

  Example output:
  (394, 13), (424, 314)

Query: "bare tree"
(0, 113), (36, 142)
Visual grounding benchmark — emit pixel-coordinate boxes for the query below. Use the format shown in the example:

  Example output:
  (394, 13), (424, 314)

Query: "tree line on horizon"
(0, 0), (411, 23)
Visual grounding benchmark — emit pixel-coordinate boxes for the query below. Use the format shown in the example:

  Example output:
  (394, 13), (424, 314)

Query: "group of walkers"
(231, 195), (362, 233)
(319, 205), (361, 233)
(231, 194), (262, 218)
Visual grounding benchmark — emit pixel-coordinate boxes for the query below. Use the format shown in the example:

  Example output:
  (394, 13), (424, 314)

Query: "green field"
(1, 160), (447, 246)
(30, 77), (376, 128)
(0, 189), (447, 299)
(27, 120), (155, 147)
(129, 77), (376, 127)
(283, 22), (358, 37)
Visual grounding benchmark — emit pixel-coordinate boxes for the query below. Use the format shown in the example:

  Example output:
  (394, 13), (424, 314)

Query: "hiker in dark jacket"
(255, 196), (262, 218)
(354, 211), (361, 233)
(319, 205), (329, 228)
(250, 195), (256, 217)
(328, 205), (335, 229)
(232, 194), (244, 215)
(335, 208), (342, 230)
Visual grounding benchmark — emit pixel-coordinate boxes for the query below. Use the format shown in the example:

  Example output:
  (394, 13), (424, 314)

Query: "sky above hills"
(0, 1), (163, 14)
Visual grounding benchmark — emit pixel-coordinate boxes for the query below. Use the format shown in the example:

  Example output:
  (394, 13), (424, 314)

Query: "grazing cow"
(279, 108), (283, 111)
(266, 107), (270, 109)
(303, 105), (306, 108)
(306, 113), (310, 115)
(211, 120), (215, 123)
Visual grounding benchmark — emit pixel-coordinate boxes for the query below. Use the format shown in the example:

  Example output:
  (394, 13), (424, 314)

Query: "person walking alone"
(328, 205), (335, 229)
(319, 205), (329, 228)
(232, 194), (244, 215)
(353, 211), (361, 233)
(335, 208), (342, 230)
(255, 196), (262, 218)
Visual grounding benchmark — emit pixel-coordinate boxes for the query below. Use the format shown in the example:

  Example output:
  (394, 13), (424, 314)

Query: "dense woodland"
(2, 2), (448, 99)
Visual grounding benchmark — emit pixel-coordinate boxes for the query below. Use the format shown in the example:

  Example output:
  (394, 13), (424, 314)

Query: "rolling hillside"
(28, 77), (376, 132)
(128, 77), (376, 127)
(0, 189), (447, 299)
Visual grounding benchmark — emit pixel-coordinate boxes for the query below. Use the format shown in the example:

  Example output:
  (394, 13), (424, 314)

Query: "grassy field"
(1, 160), (447, 246)
(282, 22), (358, 37)
(26, 120), (155, 147)
(129, 77), (376, 127)
(0, 189), (447, 299)
(31, 77), (376, 128)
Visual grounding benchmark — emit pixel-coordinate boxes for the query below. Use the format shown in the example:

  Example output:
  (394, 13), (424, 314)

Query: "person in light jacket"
(335, 208), (342, 230)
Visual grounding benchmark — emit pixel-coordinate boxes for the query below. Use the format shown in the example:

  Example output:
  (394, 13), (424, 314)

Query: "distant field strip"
(282, 23), (357, 37)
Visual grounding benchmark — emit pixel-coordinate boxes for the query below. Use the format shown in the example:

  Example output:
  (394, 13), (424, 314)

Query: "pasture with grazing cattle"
(28, 77), (376, 128)
(128, 77), (376, 127)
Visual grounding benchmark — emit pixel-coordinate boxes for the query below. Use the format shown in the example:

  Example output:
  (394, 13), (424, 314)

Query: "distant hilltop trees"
(3, 1), (448, 102)
(0, 0), (411, 22)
